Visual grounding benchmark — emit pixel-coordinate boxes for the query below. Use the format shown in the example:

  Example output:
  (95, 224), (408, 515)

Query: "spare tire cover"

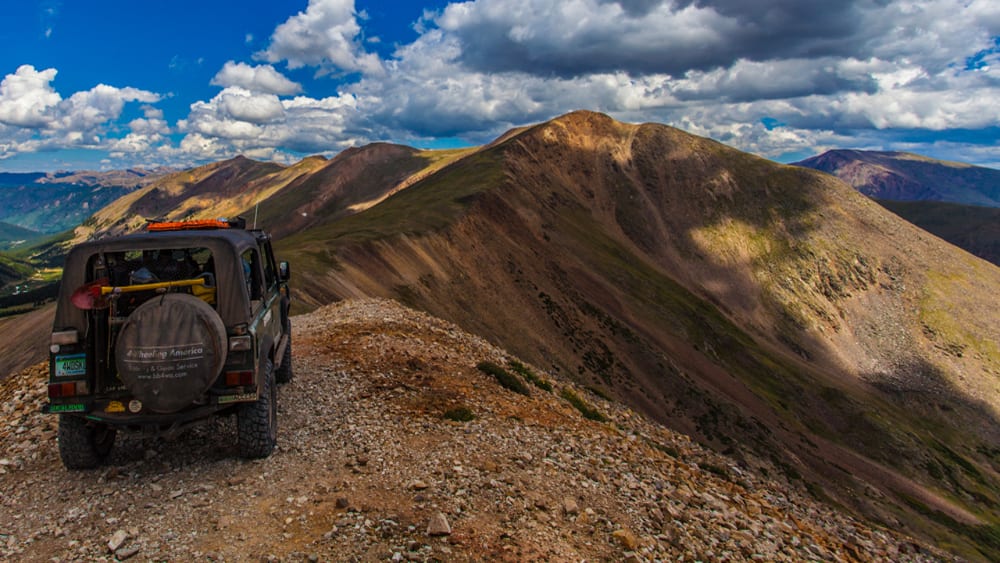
(116, 293), (227, 413)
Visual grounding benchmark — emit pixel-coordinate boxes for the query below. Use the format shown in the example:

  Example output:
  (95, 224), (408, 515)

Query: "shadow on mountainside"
(498, 114), (1000, 558)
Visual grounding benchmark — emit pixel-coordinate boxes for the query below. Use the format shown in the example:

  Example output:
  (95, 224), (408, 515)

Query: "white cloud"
(435, 0), (739, 76)
(52, 84), (160, 133)
(0, 65), (162, 161)
(219, 89), (286, 124)
(128, 106), (170, 136)
(256, 0), (383, 76)
(175, 87), (361, 161)
(109, 106), (171, 160)
(0, 65), (62, 128)
(210, 61), (302, 95)
(346, 0), (1000, 161)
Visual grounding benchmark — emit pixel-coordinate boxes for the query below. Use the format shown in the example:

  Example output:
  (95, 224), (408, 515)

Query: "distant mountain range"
(3, 113), (1000, 559)
(0, 167), (170, 238)
(794, 149), (1000, 206)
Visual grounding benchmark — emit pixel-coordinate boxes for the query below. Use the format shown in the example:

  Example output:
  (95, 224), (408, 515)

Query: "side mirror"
(278, 261), (291, 281)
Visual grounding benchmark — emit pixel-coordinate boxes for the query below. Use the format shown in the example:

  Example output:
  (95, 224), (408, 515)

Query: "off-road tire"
(58, 414), (116, 470)
(237, 358), (277, 459)
(275, 329), (293, 384)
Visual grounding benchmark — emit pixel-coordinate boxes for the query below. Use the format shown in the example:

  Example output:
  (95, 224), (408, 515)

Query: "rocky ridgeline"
(0, 299), (952, 561)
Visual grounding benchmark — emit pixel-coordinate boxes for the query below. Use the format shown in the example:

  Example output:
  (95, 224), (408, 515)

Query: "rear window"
(88, 247), (214, 286)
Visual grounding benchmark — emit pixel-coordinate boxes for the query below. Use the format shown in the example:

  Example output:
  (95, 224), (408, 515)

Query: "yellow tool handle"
(100, 278), (206, 295)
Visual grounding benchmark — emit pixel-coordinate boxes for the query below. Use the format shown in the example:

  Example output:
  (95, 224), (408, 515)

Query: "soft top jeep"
(46, 218), (292, 469)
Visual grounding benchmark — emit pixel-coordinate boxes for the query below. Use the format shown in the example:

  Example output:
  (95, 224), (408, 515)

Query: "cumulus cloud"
(256, 0), (383, 76)
(359, 0), (1000, 158)
(0, 65), (62, 127)
(175, 86), (361, 161)
(108, 106), (171, 160)
(211, 61), (302, 95)
(0, 64), (162, 162)
(436, 0), (738, 76)
(669, 58), (879, 103)
(431, 0), (894, 77)
(0, 65), (160, 135)
(53, 84), (159, 132)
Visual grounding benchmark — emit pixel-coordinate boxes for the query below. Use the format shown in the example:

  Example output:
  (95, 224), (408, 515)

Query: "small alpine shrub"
(585, 384), (613, 401)
(508, 360), (553, 392)
(701, 463), (729, 479)
(560, 388), (607, 422)
(477, 361), (530, 396)
(443, 407), (475, 422)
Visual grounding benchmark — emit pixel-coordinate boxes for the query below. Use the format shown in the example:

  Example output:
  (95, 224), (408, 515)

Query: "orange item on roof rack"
(147, 219), (232, 232)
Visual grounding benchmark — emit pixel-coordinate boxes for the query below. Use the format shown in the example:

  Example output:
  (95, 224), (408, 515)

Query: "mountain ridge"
(3, 111), (1000, 558)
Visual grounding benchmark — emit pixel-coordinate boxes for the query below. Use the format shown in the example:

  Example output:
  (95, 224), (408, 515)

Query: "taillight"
(51, 330), (79, 345)
(229, 335), (252, 352)
(50, 329), (80, 354)
(225, 371), (254, 386)
(48, 381), (89, 398)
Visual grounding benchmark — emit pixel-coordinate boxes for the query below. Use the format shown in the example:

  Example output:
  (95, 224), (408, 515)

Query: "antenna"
(253, 202), (259, 229)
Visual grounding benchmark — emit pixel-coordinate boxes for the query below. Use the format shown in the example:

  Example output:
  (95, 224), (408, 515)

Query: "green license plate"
(55, 354), (86, 377)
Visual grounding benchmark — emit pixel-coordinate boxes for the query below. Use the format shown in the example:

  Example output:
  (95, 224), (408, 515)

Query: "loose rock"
(107, 530), (128, 552)
(427, 513), (452, 537)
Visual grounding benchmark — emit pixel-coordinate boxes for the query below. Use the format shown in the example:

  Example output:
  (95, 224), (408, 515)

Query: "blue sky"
(1, 0), (998, 172)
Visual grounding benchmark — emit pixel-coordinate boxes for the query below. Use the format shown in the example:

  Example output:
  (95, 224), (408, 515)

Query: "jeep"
(45, 218), (292, 469)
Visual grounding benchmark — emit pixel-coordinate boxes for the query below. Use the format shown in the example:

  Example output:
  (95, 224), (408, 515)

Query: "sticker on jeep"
(105, 401), (125, 413)
(54, 354), (86, 377)
(120, 343), (206, 381)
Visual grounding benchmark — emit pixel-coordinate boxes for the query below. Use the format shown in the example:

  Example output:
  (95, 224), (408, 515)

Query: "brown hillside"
(252, 144), (453, 239)
(0, 303), (54, 380)
(68, 156), (298, 243)
(279, 111), (1000, 559)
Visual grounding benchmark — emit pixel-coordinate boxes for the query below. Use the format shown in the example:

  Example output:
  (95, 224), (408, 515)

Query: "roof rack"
(146, 217), (246, 232)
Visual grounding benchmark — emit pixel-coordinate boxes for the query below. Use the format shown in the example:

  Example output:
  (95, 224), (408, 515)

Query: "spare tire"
(115, 293), (227, 413)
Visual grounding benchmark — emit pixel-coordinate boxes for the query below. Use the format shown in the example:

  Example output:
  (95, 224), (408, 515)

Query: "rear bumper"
(44, 391), (257, 428)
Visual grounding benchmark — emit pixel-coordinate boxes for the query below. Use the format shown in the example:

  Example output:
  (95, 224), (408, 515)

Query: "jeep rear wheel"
(276, 332), (293, 384)
(58, 415), (116, 469)
(237, 358), (277, 459)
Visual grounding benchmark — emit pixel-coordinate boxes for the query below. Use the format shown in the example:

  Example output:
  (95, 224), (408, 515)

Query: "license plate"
(55, 354), (87, 377)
